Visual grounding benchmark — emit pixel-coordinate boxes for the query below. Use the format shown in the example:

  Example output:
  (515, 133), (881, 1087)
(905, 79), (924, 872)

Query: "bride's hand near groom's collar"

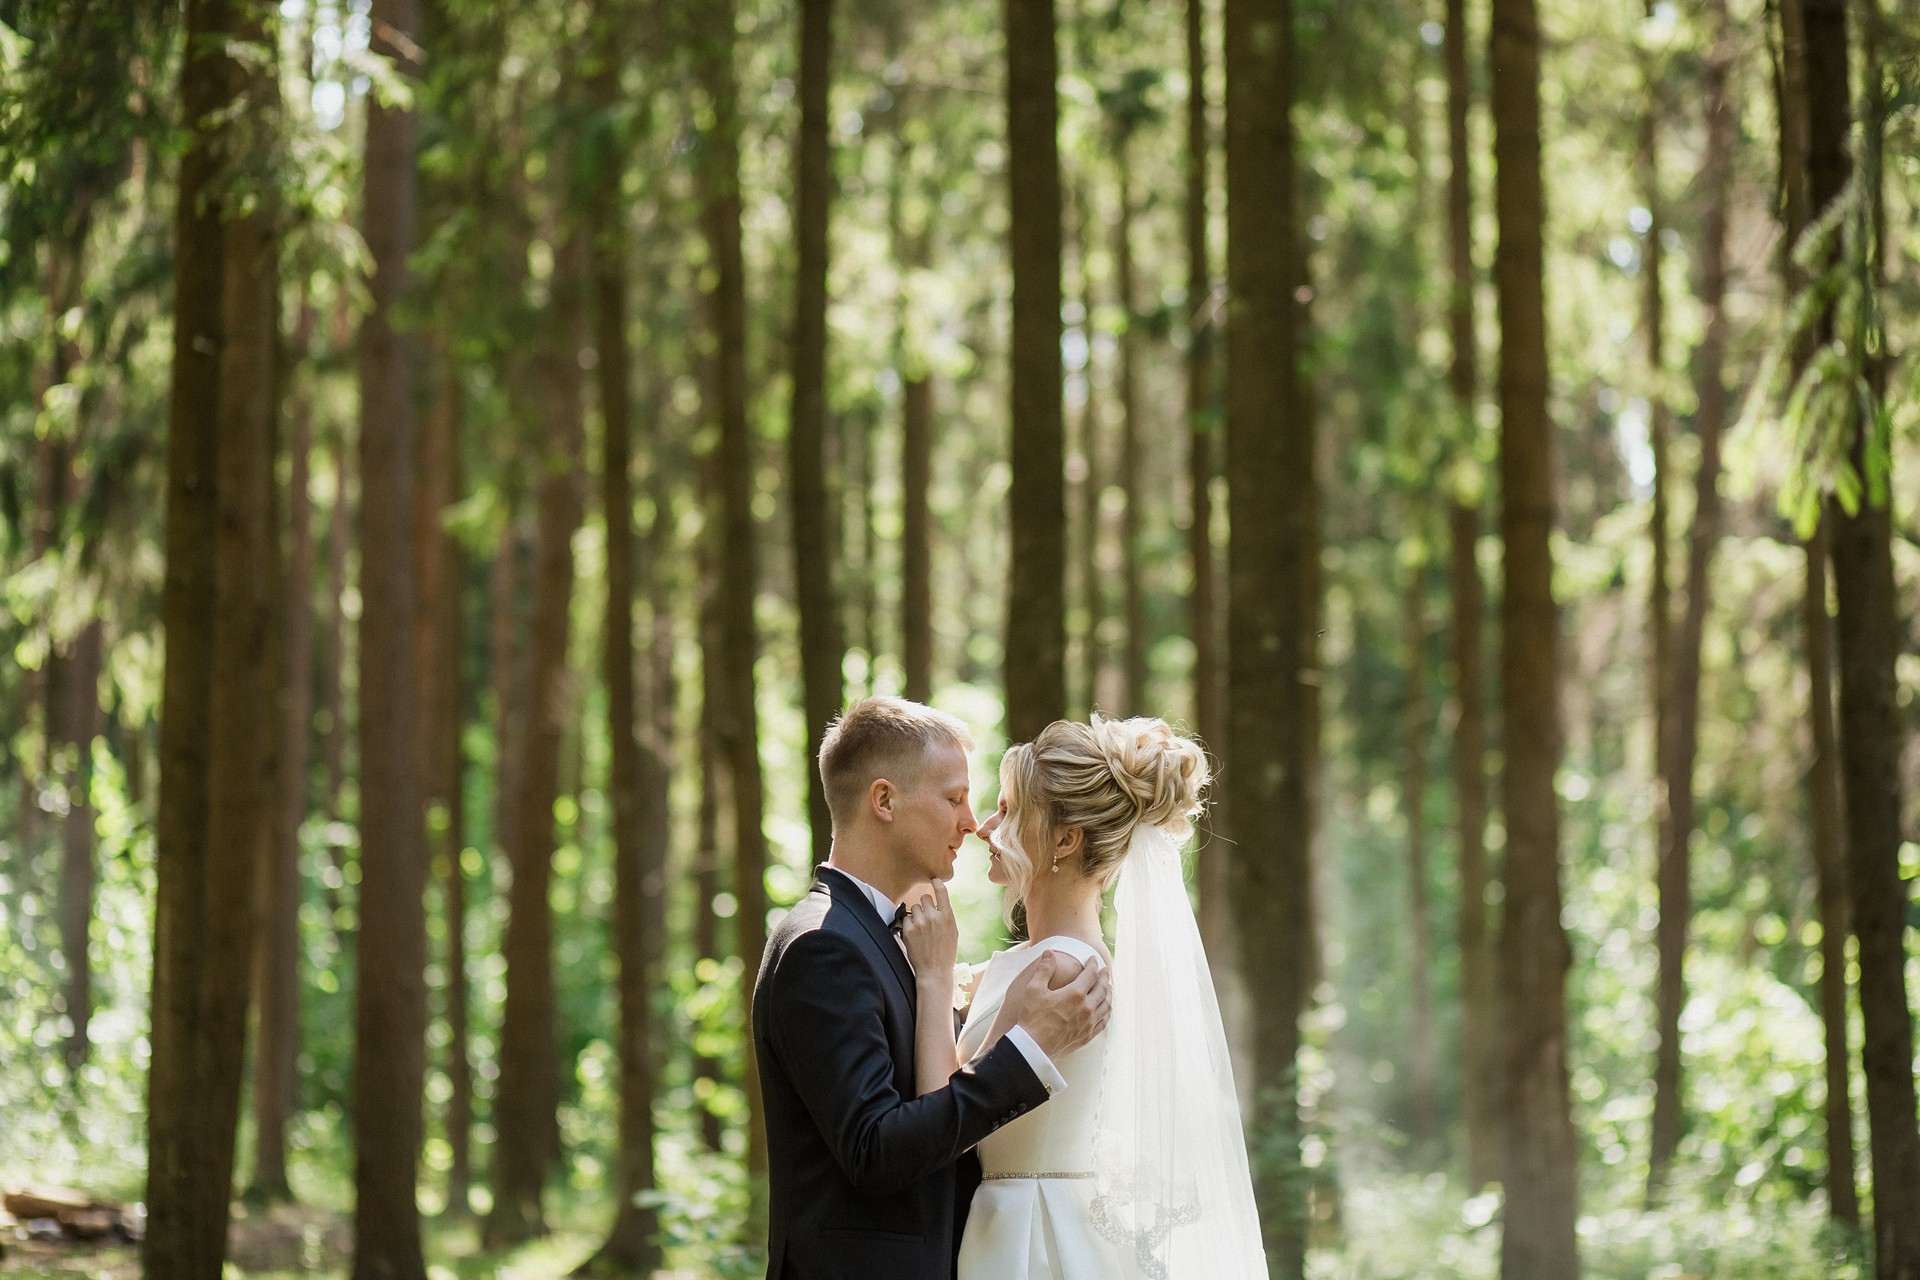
(989, 951), (1112, 1063)
(900, 880), (959, 982)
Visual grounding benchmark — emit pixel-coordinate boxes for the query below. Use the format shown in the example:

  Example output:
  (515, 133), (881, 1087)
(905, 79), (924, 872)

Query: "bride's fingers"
(933, 880), (951, 913)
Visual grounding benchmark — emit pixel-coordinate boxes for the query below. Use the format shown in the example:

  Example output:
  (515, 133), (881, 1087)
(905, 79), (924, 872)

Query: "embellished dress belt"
(981, 1171), (1095, 1181)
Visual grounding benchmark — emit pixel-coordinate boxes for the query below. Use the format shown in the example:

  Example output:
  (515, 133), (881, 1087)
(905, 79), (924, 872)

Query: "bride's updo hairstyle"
(998, 714), (1209, 911)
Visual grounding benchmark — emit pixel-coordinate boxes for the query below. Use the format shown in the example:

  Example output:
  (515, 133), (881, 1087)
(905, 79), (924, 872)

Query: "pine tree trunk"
(902, 371), (934, 702)
(1403, 564), (1437, 1154)
(582, 19), (662, 1259)
(692, 0), (772, 1218)
(1223, 0), (1309, 1271)
(1005, 0), (1067, 742)
(693, 597), (729, 1152)
(791, 0), (844, 862)
(1652, 0), (1733, 1203)
(1807, 0), (1920, 1268)
(1641, 0), (1685, 1188)
(147, 6), (279, 1274)
(322, 433), (351, 928)
(1777, 0), (1859, 1229)
(350, 3), (427, 1275)
(1442, 0), (1496, 1192)
(1071, 175), (1106, 720)
(1489, 0), (1579, 1270)
(486, 230), (589, 1250)
(248, 296), (316, 1205)
(1186, 0), (1227, 953)
(58, 618), (102, 1071)
(1115, 156), (1146, 717)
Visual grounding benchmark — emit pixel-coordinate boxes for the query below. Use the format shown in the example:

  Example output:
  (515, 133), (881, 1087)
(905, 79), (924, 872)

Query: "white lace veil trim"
(1091, 823), (1268, 1279)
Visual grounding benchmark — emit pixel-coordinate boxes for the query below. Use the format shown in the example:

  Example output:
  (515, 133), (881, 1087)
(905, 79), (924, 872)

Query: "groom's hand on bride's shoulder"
(992, 951), (1112, 1063)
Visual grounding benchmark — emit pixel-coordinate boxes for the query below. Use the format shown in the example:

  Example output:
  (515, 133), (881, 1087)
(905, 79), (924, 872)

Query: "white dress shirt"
(832, 866), (1067, 1095)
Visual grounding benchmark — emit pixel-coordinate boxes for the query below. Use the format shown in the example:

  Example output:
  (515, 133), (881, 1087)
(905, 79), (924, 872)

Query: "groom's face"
(891, 741), (977, 886)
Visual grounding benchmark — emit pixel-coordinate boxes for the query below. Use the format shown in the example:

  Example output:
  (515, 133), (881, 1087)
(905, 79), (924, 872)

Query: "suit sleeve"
(767, 928), (1051, 1198)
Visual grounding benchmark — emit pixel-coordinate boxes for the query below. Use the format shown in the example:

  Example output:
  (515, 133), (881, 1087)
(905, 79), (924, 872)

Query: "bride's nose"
(975, 809), (999, 839)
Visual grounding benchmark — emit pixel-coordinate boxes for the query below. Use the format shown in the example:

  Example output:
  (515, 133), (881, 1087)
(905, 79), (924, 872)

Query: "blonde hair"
(818, 696), (974, 829)
(996, 715), (1209, 921)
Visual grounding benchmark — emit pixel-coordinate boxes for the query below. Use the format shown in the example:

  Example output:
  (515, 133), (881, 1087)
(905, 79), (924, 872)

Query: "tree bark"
(1223, 0), (1308, 1270)
(146, 5), (279, 1275)
(248, 295), (316, 1205)
(791, 0), (845, 862)
(1005, 0), (1068, 742)
(1187, 0), (1227, 954)
(1642, 0), (1684, 1190)
(902, 373), (934, 702)
(1442, 0), (1496, 1193)
(1115, 154), (1146, 716)
(691, 0), (772, 1219)
(1808, 0), (1920, 1270)
(1489, 0), (1579, 1271)
(1650, 0), (1734, 1203)
(351, 2), (428, 1274)
(694, 577), (730, 1152)
(1777, 0), (1859, 1230)
(1403, 562), (1436, 1154)
(59, 620), (102, 1072)
(580, 11), (662, 1261)
(485, 229), (589, 1249)
(322, 431), (351, 928)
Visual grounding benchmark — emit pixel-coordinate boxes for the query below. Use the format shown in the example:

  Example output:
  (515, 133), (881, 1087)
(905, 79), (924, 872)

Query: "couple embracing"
(752, 696), (1267, 1280)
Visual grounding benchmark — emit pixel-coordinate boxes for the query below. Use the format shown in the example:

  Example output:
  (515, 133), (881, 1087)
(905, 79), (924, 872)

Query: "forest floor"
(0, 1207), (709, 1279)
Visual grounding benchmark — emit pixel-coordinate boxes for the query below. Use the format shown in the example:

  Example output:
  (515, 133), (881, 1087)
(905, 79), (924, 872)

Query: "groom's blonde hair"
(818, 697), (974, 829)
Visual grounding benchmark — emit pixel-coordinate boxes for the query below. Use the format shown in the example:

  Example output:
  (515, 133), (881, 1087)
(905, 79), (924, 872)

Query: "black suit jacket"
(753, 865), (1052, 1279)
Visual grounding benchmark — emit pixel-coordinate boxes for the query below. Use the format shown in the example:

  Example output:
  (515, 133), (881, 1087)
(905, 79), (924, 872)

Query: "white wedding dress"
(955, 936), (1126, 1280)
(953, 826), (1269, 1280)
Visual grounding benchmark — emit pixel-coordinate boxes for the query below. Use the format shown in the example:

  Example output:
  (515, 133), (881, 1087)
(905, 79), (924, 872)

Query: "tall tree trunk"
(414, 353), (469, 1218)
(248, 296), (316, 1205)
(1223, 0), (1308, 1270)
(902, 372), (934, 702)
(581, 14), (662, 1262)
(691, 0), (772, 1219)
(1070, 175), (1106, 719)
(791, 0), (844, 861)
(1650, 0), (1733, 1203)
(1808, 0), (1920, 1270)
(1187, 0), (1227, 952)
(59, 619), (103, 1071)
(352, 4), (427, 1276)
(1403, 561), (1437, 1155)
(1114, 155), (1146, 716)
(1443, 0), (1496, 1193)
(1777, 0), (1859, 1230)
(1489, 0), (1579, 1271)
(485, 230), (589, 1249)
(440, 409), (474, 1221)
(1642, 0), (1685, 1191)
(146, 5), (279, 1275)
(1806, 517), (1862, 1227)
(322, 432), (351, 926)
(693, 582), (729, 1152)
(1005, 0), (1067, 741)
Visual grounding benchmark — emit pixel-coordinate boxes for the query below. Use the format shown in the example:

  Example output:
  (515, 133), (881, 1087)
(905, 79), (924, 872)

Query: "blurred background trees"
(1, 0), (1918, 1276)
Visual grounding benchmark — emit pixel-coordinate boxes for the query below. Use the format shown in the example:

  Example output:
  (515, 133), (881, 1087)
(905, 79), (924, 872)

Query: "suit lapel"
(816, 865), (918, 1010)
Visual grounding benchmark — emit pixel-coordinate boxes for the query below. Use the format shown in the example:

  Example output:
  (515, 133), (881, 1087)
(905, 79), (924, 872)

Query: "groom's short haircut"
(818, 696), (973, 829)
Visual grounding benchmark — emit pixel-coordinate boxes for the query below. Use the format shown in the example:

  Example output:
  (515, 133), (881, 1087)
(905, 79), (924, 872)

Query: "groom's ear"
(869, 777), (896, 823)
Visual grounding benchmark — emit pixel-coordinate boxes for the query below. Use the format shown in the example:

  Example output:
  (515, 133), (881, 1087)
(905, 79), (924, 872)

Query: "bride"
(899, 714), (1268, 1280)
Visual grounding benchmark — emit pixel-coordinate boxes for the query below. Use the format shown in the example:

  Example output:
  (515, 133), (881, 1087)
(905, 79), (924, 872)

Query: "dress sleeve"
(767, 928), (1053, 1197)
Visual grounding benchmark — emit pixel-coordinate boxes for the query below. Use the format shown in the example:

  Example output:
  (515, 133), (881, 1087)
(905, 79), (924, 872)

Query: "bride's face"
(978, 795), (1013, 885)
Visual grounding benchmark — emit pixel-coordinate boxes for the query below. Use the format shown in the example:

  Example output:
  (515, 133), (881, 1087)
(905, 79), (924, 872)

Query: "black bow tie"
(890, 903), (908, 936)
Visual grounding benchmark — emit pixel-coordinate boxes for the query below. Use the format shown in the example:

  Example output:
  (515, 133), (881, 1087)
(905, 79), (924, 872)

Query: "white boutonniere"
(952, 961), (984, 1012)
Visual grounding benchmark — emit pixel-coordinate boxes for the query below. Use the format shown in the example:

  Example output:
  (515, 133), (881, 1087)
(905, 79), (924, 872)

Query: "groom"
(752, 696), (1111, 1279)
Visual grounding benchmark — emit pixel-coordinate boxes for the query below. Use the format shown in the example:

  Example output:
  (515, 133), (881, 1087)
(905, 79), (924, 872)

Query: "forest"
(0, 0), (1917, 1275)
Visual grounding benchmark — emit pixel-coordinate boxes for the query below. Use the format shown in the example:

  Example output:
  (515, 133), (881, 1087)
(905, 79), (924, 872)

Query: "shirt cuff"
(1005, 1025), (1068, 1095)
